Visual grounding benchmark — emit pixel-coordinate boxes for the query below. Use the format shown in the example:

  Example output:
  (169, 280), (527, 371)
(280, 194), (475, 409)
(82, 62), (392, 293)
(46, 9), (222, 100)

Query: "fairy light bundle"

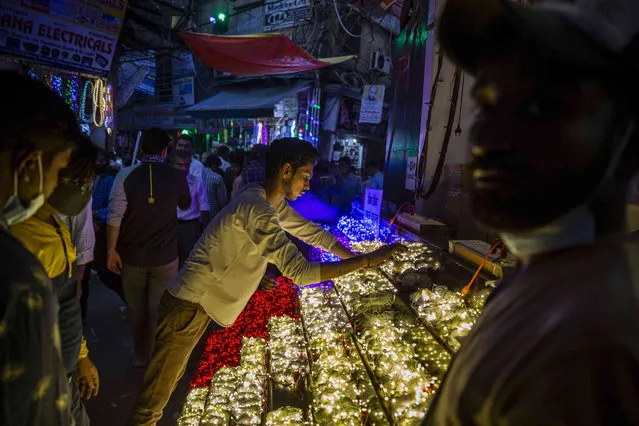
(265, 406), (306, 425)
(335, 216), (379, 242)
(268, 316), (308, 390)
(178, 388), (209, 426)
(298, 286), (387, 425)
(410, 285), (490, 352)
(199, 367), (237, 425)
(230, 338), (267, 425)
(332, 269), (396, 316)
(358, 312), (438, 424)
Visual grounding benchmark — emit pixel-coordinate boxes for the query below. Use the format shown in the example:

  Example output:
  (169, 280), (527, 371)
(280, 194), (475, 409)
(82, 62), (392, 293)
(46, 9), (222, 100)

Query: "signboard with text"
(364, 188), (383, 238)
(0, 0), (127, 76)
(263, 0), (311, 32)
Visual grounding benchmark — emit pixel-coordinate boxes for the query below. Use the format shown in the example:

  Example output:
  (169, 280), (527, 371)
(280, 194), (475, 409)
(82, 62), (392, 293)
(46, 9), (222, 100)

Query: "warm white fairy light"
(265, 406), (306, 425)
(330, 264), (454, 424)
(177, 338), (266, 426)
(298, 286), (389, 425)
(177, 387), (209, 426)
(410, 285), (493, 352)
(230, 337), (267, 425)
(351, 241), (439, 290)
(200, 367), (237, 425)
(333, 269), (396, 316)
(268, 316), (308, 390)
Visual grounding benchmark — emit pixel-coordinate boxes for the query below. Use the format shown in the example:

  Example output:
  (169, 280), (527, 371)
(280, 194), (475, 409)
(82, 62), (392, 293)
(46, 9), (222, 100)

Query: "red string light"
(189, 277), (300, 388)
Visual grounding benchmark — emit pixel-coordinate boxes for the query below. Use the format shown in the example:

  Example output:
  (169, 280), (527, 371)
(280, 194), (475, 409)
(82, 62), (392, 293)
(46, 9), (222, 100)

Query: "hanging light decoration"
(80, 80), (95, 124)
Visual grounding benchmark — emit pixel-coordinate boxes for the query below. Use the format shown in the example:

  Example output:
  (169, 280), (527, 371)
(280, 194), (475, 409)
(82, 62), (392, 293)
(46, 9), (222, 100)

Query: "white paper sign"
(359, 85), (385, 124)
(173, 77), (195, 106)
(263, 0), (312, 32)
(406, 156), (417, 190)
(364, 188), (383, 238)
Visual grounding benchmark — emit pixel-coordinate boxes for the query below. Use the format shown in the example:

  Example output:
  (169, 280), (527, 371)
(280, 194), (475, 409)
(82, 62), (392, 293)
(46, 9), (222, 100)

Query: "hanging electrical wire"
(332, 0), (362, 37)
(415, 51), (444, 196)
(418, 66), (463, 200)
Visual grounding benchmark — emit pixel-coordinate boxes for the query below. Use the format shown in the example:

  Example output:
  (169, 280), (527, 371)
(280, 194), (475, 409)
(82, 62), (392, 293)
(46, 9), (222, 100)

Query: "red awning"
(179, 32), (355, 76)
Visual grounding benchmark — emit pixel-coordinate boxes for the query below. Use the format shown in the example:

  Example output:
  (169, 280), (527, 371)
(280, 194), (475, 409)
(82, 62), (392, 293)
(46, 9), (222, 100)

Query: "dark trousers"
(94, 220), (126, 303)
(122, 259), (179, 361)
(128, 292), (221, 426)
(80, 263), (92, 321)
(177, 219), (201, 268)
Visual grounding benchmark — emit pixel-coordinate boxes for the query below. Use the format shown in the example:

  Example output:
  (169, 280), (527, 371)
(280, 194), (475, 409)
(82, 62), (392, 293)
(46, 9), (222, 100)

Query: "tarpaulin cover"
(185, 79), (312, 119)
(179, 32), (355, 76)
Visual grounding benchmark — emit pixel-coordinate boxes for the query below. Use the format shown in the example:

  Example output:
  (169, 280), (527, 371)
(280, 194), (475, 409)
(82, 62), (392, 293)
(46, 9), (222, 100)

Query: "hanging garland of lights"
(104, 84), (114, 134)
(93, 78), (106, 127)
(65, 74), (80, 114)
(80, 80), (95, 124)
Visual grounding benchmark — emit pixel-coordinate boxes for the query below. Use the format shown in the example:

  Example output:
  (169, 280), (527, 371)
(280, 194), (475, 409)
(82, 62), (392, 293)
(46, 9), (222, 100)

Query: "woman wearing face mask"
(0, 72), (85, 425)
(12, 137), (100, 426)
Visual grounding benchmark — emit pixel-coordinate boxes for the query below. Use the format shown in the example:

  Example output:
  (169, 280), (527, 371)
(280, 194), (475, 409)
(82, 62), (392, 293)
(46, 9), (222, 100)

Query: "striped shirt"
(205, 168), (228, 217)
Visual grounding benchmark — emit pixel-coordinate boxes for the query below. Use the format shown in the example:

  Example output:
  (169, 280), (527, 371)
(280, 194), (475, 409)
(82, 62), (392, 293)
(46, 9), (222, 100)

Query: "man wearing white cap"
(426, 0), (639, 424)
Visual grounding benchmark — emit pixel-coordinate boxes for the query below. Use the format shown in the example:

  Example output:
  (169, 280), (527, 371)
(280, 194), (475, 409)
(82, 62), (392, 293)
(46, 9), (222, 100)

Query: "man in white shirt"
(366, 161), (385, 190)
(216, 145), (232, 173)
(170, 150), (210, 268)
(175, 134), (206, 180)
(128, 138), (403, 426)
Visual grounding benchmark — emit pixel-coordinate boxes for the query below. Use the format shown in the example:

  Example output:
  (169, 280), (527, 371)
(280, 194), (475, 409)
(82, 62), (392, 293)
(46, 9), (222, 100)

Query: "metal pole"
(131, 130), (142, 165)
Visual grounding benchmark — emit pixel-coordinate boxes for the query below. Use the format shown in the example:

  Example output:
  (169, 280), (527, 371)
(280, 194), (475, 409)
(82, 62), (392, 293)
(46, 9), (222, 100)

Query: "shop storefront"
(186, 80), (321, 150)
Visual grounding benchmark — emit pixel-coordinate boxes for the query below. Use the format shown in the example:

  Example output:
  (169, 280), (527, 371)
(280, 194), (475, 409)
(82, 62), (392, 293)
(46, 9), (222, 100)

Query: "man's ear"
(282, 163), (293, 179)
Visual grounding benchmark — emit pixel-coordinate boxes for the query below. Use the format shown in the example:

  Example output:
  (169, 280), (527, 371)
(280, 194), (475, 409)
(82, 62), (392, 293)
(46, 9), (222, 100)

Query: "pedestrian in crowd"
(92, 158), (125, 304)
(107, 128), (191, 367)
(61, 197), (95, 321)
(334, 156), (363, 214)
(232, 144), (268, 198)
(216, 145), (232, 172)
(127, 138), (404, 426)
(170, 150), (210, 267)
(174, 134), (206, 182)
(225, 150), (245, 199)
(365, 161), (384, 190)
(424, 0), (639, 424)
(0, 71), (84, 425)
(205, 155), (228, 218)
(13, 137), (101, 425)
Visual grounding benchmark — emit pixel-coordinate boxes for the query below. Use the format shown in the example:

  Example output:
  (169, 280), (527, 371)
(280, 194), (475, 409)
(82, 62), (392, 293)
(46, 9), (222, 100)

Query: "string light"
(80, 80), (94, 124)
(298, 286), (388, 425)
(104, 84), (114, 134)
(410, 285), (492, 352)
(65, 74), (80, 113)
(268, 316), (308, 390)
(93, 79), (106, 127)
(265, 406), (305, 425)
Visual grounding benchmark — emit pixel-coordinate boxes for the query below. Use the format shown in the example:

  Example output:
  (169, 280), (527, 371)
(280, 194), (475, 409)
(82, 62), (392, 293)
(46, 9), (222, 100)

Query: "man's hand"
(76, 357), (100, 399)
(107, 250), (122, 275)
(367, 243), (406, 268)
(259, 273), (278, 291)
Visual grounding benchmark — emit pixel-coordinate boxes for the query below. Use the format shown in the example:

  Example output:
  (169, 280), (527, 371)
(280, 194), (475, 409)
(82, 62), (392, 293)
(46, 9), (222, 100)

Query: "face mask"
(2, 154), (45, 226)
